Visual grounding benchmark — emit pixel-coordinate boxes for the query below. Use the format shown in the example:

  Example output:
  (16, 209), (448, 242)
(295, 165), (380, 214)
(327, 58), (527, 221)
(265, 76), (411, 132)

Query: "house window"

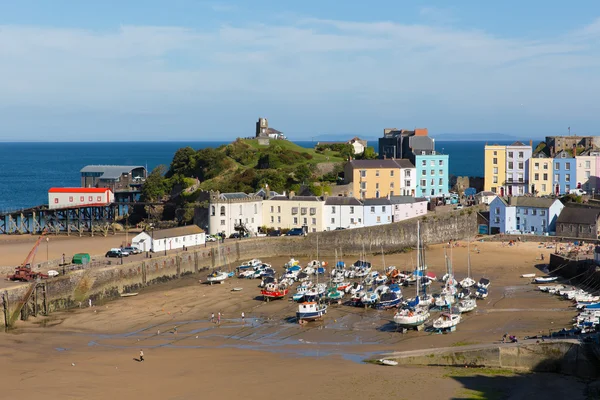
(566, 185), (571, 192)
(508, 152), (513, 158)
(390, 182), (394, 188)
(310, 208), (316, 215)
(494, 217), (500, 223)
(493, 151), (497, 155)
(390, 170), (394, 176)
(586, 171), (591, 178)
(350, 206), (354, 214)
(518, 152), (524, 158)
(493, 176), (498, 183)
(375, 170), (380, 177)
(301, 207), (307, 215)
(293, 217), (298, 224)
(495, 208), (500, 214)
(277, 216), (281, 223)
(69, 196), (73, 202)
(220, 206), (225, 216)
(555, 163), (560, 170)
(534, 163), (539, 170)
(430, 179), (434, 185)
(405, 170), (411, 177)
(534, 173), (539, 180)
(566, 174), (570, 182)
(331, 206), (336, 214)
(540, 210), (546, 216)
(532, 209), (537, 216)
(421, 160), (426, 166)
(493, 167), (498, 174)
(211, 206), (215, 216)
(516, 208), (520, 215)
(518, 162), (524, 169)
(523, 209), (528, 215)
(382, 206), (386, 212)
(430, 160), (435, 166)
(375, 183), (379, 189)
(377, 216), (381, 223)
(586, 161), (591, 168)
(493, 158), (498, 165)
(350, 218), (354, 223)
(277, 206), (281, 213)
(270, 216), (274, 223)
(438, 178), (443, 185)
(543, 173), (548, 180)
(421, 179), (426, 187)
(439, 160), (443, 166)
(312, 218), (316, 225)
(543, 163), (548, 170)
(220, 220), (225, 225)
(566, 163), (571, 171)
(541, 184), (546, 192)
(292, 207), (298, 215)
(80, 196), (84, 201)
(390, 191), (394, 196)
(88, 196), (93, 201)
(331, 218), (335, 224)
(239, 205), (242, 215)
(422, 169), (427, 176)
(554, 174), (559, 182)
(508, 162), (514, 169)
(270, 206), (273, 213)
(360, 170), (366, 178)
(430, 169), (434, 176)
(375, 191), (380, 198)
(360, 182), (366, 190)
(54, 198), (59, 204)
(439, 169), (443, 175)
(405, 180), (411, 187)
(303, 218), (307, 225)
(254, 204), (257, 214)
(370, 207), (375, 213)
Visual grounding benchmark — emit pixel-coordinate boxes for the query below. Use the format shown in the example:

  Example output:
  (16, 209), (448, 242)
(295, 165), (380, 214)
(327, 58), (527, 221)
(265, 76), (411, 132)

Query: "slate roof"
(496, 197), (559, 208)
(220, 192), (250, 200)
(363, 198), (392, 206)
(150, 225), (204, 240)
(325, 197), (362, 206)
(269, 196), (322, 202)
(409, 136), (434, 151)
(557, 206), (600, 225)
(80, 165), (145, 180)
(509, 141), (527, 146)
(348, 159), (414, 169)
(389, 196), (417, 204)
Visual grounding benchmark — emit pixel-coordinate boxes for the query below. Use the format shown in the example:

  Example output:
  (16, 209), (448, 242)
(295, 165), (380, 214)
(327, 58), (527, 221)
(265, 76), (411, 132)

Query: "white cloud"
(0, 16), (599, 138)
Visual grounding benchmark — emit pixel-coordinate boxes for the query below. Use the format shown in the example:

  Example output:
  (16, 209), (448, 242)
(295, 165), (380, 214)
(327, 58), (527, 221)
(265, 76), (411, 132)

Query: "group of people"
(501, 333), (518, 343)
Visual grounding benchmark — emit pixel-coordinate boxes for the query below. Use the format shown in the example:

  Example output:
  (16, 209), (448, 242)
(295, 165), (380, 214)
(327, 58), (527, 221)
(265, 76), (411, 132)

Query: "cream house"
(262, 192), (325, 233)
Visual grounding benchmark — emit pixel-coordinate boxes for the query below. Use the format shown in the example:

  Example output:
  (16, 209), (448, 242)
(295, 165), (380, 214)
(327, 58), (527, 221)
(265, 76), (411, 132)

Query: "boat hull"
(296, 309), (327, 322)
(261, 289), (289, 300)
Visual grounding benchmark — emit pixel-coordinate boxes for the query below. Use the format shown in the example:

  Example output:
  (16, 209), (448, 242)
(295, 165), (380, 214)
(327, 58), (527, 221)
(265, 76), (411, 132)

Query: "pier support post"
(2, 292), (9, 331)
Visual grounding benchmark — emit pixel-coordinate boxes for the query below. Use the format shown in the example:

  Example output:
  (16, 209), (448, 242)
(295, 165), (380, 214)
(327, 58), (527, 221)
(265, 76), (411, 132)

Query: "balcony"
(505, 179), (528, 185)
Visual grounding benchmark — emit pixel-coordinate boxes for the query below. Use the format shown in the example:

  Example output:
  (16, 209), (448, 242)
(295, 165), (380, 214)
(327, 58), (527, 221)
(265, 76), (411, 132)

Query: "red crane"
(8, 231), (49, 282)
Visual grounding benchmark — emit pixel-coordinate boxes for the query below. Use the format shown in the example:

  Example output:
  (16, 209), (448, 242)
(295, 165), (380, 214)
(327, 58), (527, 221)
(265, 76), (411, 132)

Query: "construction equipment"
(7, 231), (50, 282)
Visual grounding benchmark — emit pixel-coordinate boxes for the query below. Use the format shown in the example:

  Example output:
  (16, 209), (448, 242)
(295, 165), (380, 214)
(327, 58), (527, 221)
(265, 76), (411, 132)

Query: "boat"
(326, 287), (344, 301)
(346, 282), (364, 295)
(457, 298), (477, 313)
(521, 273), (536, 278)
(120, 292), (139, 297)
(477, 278), (491, 289)
(378, 359), (398, 366)
(459, 239), (476, 288)
(433, 312), (461, 330)
(261, 283), (289, 301)
(206, 270), (228, 284)
(296, 301), (327, 323)
(231, 287), (243, 292)
(475, 287), (488, 299)
(361, 291), (379, 306)
(47, 270), (59, 277)
(534, 276), (558, 283)
(238, 259), (262, 270)
(376, 291), (402, 309)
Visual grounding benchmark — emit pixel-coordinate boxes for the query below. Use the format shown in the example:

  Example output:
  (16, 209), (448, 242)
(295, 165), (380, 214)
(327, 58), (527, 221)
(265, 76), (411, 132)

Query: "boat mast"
(467, 237), (472, 279)
(381, 246), (385, 270)
(416, 221), (421, 300)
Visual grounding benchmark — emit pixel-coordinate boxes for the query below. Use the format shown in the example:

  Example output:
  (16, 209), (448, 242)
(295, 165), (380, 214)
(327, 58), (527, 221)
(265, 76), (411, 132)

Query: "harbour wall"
(1, 212), (477, 328)
(375, 341), (599, 378)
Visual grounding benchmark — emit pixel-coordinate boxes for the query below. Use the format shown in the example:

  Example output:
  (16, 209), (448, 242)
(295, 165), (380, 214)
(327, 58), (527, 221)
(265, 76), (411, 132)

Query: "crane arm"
(21, 231), (47, 268)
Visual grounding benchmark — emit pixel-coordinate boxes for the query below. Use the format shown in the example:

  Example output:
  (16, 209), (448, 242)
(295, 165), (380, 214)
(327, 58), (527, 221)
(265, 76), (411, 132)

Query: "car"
(455, 204), (464, 210)
(107, 248), (129, 257)
(334, 227), (346, 230)
(286, 228), (306, 237)
(569, 188), (587, 196)
(206, 235), (217, 242)
(229, 232), (241, 239)
(105, 250), (122, 258)
(123, 246), (141, 255)
(267, 230), (281, 237)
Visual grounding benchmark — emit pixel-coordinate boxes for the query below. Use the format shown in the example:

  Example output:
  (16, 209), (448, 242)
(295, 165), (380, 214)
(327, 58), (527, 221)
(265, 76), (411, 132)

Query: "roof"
(268, 196), (322, 202)
(476, 191), (496, 196)
(80, 165), (145, 180)
(363, 198), (391, 206)
(325, 197), (362, 206)
(348, 159), (414, 169)
(389, 196), (417, 204)
(495, 197), (559, 208)
(150, 225), (204, 240)
(509, 141), (527, 146)
(409, 136), (434, 151)
(220, 192), (250, 200)
(557, 206), (600, 225)
(267, 127), (282, 135)
(49, 187), (112, 193)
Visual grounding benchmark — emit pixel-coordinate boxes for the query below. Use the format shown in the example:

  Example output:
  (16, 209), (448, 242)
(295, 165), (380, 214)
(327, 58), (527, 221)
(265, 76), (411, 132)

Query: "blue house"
(553, 150), (576, 195)
(415, 154), (449, 198)
(488, 196), (564, 235)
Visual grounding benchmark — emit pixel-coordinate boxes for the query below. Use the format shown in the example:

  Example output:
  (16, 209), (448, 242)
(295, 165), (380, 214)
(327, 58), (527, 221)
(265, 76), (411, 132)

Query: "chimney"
(288, 191), (295, 199)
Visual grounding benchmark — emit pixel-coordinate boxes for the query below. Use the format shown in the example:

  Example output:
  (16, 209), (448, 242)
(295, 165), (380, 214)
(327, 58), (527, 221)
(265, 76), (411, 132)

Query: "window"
(54, 198), (59, 204)
(493, 176), (498, 183)
(292, 207), (298, 215)
(312, 218), (316, 225)
(387, 216), (391, 222)
(254, 204), (257, 214)
(405, 170), (411, 177)
(331, 218), (335, 224)
(495, 208), (500, 215)
(523, 209), (528, 215)
(508, 162), (514, 169)
(518, 174), (524, 182)
(271, 216), (274, 223)
(543, 163), (548, 170)
(421, 160), (426, 166)
(350, 206), (354, 214)
(438, 169), (443, 175)
(80, 196), (84, 201)
(586, 171), (591, 178)
(494, 217), (500, 223)
(516, 208), (520, 215)
(220, 206), (225, 216)
(422, 169), (427, 176)
(566, 185), (571, 192)
(554, 174), (559, 182)
(540, 210), (546, 216)
(555, 163), (560, 170)
(493, 167), (498, 174)
(541, 184), (546, 192)
(543, 173), (548, 180)
(360, 182), (366, 190)
(360, 170), (366, 178)
(508, 152), (513, 158)
(375, 183), (379, 189)
(439, 178), (443, 185)
(421, 179), (426, 186)
(518, 152), (524, 158)
(390, 182), (394, 188)
(69, 196), (73, 202)
(430, 179), (434, 185)
(293, 217), (298, 224)
(439, 160), (443, 166)
(566, 174), (570, 182)
(303, 218), (307, 225)
(534, 163), (539, 170)
(390, 191), (394, 196)
(277, 206), (281, 213)
(532, 209), (537, 216)
(350, 218), (354, 223)
(382, 206), (386, 212)
(429, 160), (434, 166)
(534, 173), (539, 180)
(375, 170), (380, 177)
(220, 220), (225, 225)
(405, 180), (411, 187)
(88, 196), (93, 201)
(493, 151), (497, 155)
(301, 207), (307, 215)
(390, 170), (394, 177)
(375, 191), (380, 198)
(278, 216), (281, 223)
(566, 163), (571, 171)
(586, 161), (591, 169)
(238, 205), (242, 215)
(518, 162), (524, 169)
(310, 208), (316, 215)
(270, 206), (273, 213)
(376, 216), (381, 223)
(493, 158), (498, 165)
(331, 206), (336, 214)
(211, 206), (216, 216)
(370, 206), (375, 213)
(430, 169), (434, 176)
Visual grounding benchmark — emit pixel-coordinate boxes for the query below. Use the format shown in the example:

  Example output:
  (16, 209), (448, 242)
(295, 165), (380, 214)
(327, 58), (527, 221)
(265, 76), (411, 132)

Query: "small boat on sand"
(433, 311), (461, 330)
(120, 292), (139, 297)
(521, 273), (536, 278)
(261, 283), (289, 301)
(457, 298), (477, 313)
(378, 359), (398, 366)
(206, 270), (228, 285)
(534, 276), (557, 283)
(297, 301), (327, 323)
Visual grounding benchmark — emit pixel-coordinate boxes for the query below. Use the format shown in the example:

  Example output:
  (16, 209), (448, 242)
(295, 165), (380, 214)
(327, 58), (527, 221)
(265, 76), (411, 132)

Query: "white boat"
(297, 301), (327, 322)
(378, 359), (398, 366)
(206, 270), (228, 284)
(120, 292), (139, 297)
(460, 239), (476, 288)
(394, 305), (430, 327)
(433, 312), (461, 330)
(477, 278), (491, 289)
(457, 298), (477, 313)
(521, 273), (536, 278)
(435, 294), (455, 307)
(534, 276), (558, 283)
(47, 270), (59, 277)
(460, 277), (476, 288)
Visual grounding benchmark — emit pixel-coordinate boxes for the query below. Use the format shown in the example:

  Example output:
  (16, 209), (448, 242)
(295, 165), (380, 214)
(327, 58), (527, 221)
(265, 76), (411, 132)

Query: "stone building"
(193, 191), (263, 237)
(556, 206), (600, 239)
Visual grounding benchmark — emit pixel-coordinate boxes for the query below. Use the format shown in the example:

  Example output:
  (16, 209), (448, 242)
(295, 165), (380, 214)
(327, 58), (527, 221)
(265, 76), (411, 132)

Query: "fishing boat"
(475, 286), (488, 299)
(346, 282), (364, 295)
(477, 278), (491, 289)
(326, 287), (344, 301)
(361, 290), (379, 306)
(457, 298), (477, 313)
(376, 291), (402, 309)
(521, 273), (536, 278)
(261, 283), (289, 301)
(433, 311), (461, 330)
(459, 239), (476, 288)
(206, 270), (228, 284)
(238, 259), (262, 270)
(296, 301), (327, 323)
(534, 276), (558, 283)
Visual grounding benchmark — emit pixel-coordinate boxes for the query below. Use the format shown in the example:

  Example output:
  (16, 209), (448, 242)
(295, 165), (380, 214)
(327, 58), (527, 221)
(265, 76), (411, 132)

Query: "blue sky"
(0, 1), (599, 141)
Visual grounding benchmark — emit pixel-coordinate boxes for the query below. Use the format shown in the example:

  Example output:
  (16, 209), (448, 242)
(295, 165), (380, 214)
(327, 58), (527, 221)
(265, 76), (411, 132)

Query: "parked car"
(334, 227), (346, 230)
(267, 230), (281, 237)
(206, 235), (218, 242)
(123, 246), (141, 255)
(455, 204), (464, 210)
(105, 250), (122, 258)
(569, 188), (587, 196)
(286, 228), (306, 237)
(107, 248), (129, 257)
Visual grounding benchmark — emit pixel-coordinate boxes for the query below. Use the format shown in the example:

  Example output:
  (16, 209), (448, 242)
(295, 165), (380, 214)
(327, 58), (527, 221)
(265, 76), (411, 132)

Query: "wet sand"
(0, 239), (589, 399)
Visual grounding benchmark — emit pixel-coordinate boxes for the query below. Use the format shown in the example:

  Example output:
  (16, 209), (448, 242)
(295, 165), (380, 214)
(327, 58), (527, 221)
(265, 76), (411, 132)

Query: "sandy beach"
(0, 238), (590, 399)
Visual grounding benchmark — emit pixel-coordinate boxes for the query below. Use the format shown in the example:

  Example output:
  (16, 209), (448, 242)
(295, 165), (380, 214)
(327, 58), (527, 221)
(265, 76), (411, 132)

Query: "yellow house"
(529, 153), (553, 195)
(344, 159), (413, 199)
(484, 145), (506, 194)
(262, 193), (325, 233)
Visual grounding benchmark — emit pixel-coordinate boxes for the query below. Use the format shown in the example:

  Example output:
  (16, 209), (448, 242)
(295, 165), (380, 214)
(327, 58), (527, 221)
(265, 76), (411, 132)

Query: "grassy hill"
(243, 139), (345, 163)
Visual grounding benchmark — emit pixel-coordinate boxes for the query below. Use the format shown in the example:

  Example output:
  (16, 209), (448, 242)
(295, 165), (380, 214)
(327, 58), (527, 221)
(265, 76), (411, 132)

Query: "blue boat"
(376, 292), (402, 309)
(296, 302), (328, 323)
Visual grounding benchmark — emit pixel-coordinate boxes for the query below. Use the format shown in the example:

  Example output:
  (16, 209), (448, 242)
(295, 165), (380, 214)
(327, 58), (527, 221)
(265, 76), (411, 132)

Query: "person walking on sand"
(217, 312), (221, 325)
(211, 312), (215, 323)
(174, 326), (178, 335)
(88, 299), (92, 308)
(139, 350), (144, 362)
(241, 311), (245, 324)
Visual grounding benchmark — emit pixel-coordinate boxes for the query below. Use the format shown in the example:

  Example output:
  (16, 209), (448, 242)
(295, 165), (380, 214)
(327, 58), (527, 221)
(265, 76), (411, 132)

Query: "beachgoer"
(139, 350), (144, 362)
(211, 312), (215, 323)
(241, 312), (245, 323)
(217, 312), (221, 325)
(541, 253), (544, 261)
(88, 299), (92, 308)
(174, 326), (178, 335)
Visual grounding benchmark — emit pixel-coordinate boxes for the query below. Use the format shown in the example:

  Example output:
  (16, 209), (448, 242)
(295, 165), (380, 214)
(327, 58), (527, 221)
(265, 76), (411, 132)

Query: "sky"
(1, 0), (599, 141)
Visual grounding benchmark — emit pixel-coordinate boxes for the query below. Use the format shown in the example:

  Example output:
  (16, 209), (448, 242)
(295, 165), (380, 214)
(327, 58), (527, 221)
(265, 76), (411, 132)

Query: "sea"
(0, 140), (515, 211)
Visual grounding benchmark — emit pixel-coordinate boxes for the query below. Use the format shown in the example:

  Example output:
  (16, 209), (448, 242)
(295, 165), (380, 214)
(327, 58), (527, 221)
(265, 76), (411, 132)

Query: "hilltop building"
(545, 135), (600, 155)
(255, 117), (286, 145)
(316, 137), (367, 154)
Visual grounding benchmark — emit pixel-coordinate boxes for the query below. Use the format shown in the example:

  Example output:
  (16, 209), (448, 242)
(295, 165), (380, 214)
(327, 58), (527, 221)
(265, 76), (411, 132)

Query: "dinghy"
(433, 311), (461, 330)
(206, 270), (228, 284)
(521, 273), (536, 278)
(534, 276), (558, 283)
(120, 292), (139, 297)
(378, 359), (398, 366)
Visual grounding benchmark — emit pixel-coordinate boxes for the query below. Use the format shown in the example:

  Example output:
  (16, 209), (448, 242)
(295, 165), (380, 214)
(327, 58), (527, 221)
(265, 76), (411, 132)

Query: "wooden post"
(141, 262), (147, 285)
(176, 255), (181, 277)
(33, 286), (38, 317)
(2, 292), (9, 331)
(42, 284), (48, 316)
(194, 251), (199, 274)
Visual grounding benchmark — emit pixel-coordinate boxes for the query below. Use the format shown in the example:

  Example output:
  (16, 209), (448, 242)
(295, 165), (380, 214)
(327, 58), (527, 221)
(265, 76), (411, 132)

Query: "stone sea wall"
(1, 211), (477, 328)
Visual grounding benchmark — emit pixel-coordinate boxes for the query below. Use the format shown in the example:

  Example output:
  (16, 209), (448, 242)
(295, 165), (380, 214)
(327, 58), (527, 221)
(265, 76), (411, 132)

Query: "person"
(502, 333), (507, 343)
(88, 299), (92, 308)
(211, 312), (215, 323)
(217, 312), (221, 325)
(541, 253), (545, 261)
(139, 349), (144, 362)
(174, 326), (178, 335)
(241, 311), (245, 324)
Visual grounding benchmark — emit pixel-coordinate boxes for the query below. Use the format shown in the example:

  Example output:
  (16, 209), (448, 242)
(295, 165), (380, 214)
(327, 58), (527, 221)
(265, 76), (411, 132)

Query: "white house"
(48, 187), (114, 209)
(389, 196), (428, 222)
(207, 192), (263, 237)
(363, 198), (392, 227)
(348, 137), (367, 155)
(323, 197), (364, 231)
(132, 225), (205, 253)
(398, 162), (416, 196)
(488, 197), (564, 235)
(475, 191), (498, 205)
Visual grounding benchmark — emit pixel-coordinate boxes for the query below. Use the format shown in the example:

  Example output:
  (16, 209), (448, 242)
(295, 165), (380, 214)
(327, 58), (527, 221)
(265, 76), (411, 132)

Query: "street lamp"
(46, 237), (49, 261)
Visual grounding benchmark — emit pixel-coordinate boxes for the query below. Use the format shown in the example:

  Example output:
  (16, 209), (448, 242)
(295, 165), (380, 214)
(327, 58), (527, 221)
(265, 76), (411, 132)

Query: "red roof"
(48, 188), (112, 193)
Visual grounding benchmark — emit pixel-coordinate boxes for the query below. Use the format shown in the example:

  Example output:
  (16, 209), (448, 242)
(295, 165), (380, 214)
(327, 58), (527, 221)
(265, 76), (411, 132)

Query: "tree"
(358, 146), (378, 160)
(141, 165), (170, 202)
(294, 164), (313, 183)
(167, 147), (196, 177)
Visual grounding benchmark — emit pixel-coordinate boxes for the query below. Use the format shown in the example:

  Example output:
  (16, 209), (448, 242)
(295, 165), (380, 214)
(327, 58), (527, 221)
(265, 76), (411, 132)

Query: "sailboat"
(459, 238), (476, 288)
(394, 221), (430, 328)
(207, 235), (230, 284)
(432, 311), (461, 329)
(457, 298), (477, 313)
(297, 235), (327, 322)
(436, 247), (457, 307)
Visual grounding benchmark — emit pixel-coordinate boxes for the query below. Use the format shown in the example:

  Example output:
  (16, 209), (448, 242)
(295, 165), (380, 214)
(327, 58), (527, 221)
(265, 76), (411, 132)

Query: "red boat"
(261, 283), (289, 301)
